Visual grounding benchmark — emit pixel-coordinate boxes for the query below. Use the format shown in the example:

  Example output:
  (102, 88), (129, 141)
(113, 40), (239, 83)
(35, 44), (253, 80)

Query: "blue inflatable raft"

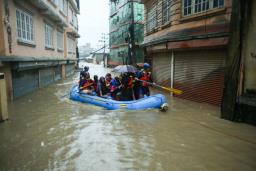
(70, 85), (169, 111)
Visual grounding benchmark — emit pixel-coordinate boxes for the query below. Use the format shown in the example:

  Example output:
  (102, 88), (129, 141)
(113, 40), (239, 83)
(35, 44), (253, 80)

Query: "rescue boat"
(70, 85), (168, 111)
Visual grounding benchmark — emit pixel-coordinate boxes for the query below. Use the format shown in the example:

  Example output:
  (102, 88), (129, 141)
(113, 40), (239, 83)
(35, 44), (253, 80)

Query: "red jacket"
(140, 71), (151, 87)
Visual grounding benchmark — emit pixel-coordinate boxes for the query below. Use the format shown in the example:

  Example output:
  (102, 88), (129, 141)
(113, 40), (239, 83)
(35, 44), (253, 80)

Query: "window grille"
(16, 9), (34, 43)
(57, 31), (63, 51)
(183, 0), (224, 16)
(163, 0), (172, 24)
(146, 5), (157, 32)
(45, 23), (54, 48)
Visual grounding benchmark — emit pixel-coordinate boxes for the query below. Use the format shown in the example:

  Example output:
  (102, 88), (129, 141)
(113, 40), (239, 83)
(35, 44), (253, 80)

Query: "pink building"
(0, 0), (80, 99)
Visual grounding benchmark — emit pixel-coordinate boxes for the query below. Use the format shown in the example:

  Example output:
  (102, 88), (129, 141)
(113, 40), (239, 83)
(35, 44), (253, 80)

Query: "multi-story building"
(79, 43), (93, 58)
(141, 0), (231, 107)
(0, 0), (80, 100)
(109, 0), (144, 66)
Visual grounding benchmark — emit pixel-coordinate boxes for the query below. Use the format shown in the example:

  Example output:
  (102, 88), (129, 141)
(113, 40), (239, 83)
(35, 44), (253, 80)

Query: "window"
(57, 31), (63, 51)
(183, 0), (225, 16)
(146, 5), (157, 33)
(183, 0), (192, 16)
(45, 23), (54, 48)
(162, 0), (172, 24)
(16, 9), (34, 43)
(52, 0), (58, 6)
(59, 0), (64, 11)
(68, 37), (76, 53)
(59, 0), (68, 15)
(194, 0), (209, 13)
(213, 0), (224, 8)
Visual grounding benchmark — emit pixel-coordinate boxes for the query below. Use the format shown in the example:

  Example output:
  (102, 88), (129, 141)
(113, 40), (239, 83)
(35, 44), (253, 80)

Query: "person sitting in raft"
(133, 72), (141, 100)
(110, 76), (121, 100)
(127, 73), (136, 100)
(93, 75), (99, 91)
(138, 63), (154, 97)
(105, 73), (112, 93)
(119, 73), (132, 101)
(80, 73), (94, 94)
(79, 70), (86, 89)
(97, 76), (108, 97)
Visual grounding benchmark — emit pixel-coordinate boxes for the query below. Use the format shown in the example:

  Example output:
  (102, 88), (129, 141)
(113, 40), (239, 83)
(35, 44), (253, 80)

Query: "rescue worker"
(79, 73), (94, 94)
(138, 63), (153, 97)
(80, 66), (89, 80)
(127, 73), (136, 100)
(97, 76), (108, 97)
(110, 76), (121, 100)
(93, 75), (99, 91)
(105, 73), (112, 93)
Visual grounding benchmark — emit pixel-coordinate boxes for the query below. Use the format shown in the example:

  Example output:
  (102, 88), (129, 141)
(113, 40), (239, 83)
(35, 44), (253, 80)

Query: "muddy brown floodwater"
(0, 62), (256, 171)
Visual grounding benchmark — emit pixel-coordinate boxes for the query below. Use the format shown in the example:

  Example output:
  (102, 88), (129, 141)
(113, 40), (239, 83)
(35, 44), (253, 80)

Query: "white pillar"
(170, 51), (174, 96)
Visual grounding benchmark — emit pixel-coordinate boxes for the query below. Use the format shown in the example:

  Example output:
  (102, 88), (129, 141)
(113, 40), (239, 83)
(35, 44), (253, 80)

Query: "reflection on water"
(0, 63), (256, 171)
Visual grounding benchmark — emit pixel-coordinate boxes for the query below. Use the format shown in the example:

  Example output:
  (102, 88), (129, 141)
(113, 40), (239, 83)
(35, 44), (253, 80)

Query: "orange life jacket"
(127, 77), (134, 89)
(82, 79), (94, 90)
(140, 72), (151, 87)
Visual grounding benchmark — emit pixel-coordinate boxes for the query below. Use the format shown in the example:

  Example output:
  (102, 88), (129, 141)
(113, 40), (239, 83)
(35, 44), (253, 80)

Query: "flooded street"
(0, 62), (256, 171)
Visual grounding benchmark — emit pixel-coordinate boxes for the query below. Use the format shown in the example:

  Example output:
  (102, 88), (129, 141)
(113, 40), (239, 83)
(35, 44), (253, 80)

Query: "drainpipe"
(3, 0), (12, 54)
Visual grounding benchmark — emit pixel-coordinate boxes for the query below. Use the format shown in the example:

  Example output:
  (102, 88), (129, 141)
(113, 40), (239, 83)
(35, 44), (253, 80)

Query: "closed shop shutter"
(174, 49), (226, 106)
(39, 68), (54, 87)
(12, 69), (39, 98)
(65, 64), (74, 77)
(152, 52), (172, 86)
(54, 65), (62, 81)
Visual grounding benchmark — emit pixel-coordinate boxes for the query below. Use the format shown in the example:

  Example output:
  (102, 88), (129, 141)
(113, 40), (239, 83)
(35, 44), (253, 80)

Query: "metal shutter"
(54, 65), (62, 81)
(152, 52), (172, 86)
(174, 49), (226, 106)
(12, 69), (39, 98)
(39, 68), (54, 88)
(65, 64), (74, 77)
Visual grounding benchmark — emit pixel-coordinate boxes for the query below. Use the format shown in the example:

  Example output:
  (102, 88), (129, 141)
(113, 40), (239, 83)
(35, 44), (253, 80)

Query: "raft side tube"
(70, 85), (168, 110)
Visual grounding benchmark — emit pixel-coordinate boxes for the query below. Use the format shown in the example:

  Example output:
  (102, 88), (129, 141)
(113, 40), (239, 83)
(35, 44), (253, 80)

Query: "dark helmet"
(143, 63), (150, 69)
(100, 76), (105, 83)
(106, 73), (111, 77)
(80, 70), (86, 77)
(84, 66), (89, 72)
(94, 75), (98, 81)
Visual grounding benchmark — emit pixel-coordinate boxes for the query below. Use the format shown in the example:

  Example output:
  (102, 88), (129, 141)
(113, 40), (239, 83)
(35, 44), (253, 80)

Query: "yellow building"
(0, 0), (79, 100)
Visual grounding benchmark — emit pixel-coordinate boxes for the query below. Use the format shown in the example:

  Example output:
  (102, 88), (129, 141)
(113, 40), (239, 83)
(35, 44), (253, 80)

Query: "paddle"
(79, 83), (94, 90)
(136, 78), (183, 95)
(61, 83), (94, 98)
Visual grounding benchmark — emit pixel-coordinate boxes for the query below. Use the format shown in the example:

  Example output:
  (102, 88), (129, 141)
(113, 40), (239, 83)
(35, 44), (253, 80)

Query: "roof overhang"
(66, 27), (80, 38)
(26, 0), (68, 27)
(68, 0), (80, 14)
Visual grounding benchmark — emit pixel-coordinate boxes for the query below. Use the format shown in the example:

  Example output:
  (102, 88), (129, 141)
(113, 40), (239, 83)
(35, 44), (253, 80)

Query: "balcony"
(23, 0), (68, 27)
(68, 0), (80, 14)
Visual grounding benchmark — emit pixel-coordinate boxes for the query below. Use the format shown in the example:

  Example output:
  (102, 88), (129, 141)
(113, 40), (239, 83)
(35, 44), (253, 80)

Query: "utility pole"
(128, 0), (136, 66)
(99, 33), (108, 67)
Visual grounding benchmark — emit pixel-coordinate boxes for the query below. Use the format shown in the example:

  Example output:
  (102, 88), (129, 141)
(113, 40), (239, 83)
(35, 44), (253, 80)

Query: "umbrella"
(112, 65), (137, 73)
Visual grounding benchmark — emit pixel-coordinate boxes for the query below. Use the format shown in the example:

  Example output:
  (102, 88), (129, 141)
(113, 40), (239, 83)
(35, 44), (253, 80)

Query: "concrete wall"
(243, 0), (256, 91)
